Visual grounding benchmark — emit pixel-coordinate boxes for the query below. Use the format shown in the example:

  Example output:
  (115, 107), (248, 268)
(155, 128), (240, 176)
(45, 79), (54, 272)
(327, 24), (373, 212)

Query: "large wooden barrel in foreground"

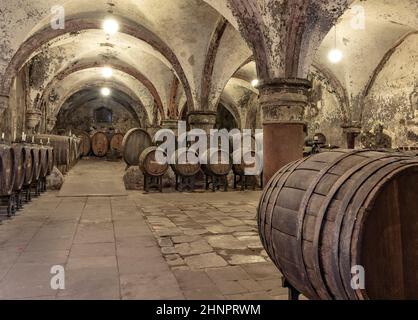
(0, 144), (16, 196)
(201, 149), (232, 176)
(258, 150), (418, 300)
(122, 128), (152, 167)
(139, 147), (169, 177)
(91, 132), (109, 157)
(11, 144), (27, 192)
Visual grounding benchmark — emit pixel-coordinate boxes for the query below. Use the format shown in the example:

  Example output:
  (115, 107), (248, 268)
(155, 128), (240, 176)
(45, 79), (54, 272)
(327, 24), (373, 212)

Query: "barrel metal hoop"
(297, 149), (372, 299)
(339, 160), (418, 300)
(327, 155), (410, 299)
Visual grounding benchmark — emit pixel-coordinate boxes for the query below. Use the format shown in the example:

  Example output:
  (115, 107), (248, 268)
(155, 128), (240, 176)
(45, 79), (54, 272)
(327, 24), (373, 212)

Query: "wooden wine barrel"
(110, 133), (124, 153)
(201, 149), (232, 176)
(77, 131), (91, 157)
(11, 144), (27, 192)
(46, 146), (54, 174)
(69, 137), (81, 164)
(122, 128), (152, 167)
(21, 145), (34, 186)
(32, 145), (42, 181)
(139, 147), (169, 177)
(91, 132), (109, 157)
(232, 150), (262, 176)
(0, 144), (16, 196)
(258, 149), (418, 300)
(39, 146), (49, 178)
(30, 135), (70, 167)
(170, 148), (201, 177)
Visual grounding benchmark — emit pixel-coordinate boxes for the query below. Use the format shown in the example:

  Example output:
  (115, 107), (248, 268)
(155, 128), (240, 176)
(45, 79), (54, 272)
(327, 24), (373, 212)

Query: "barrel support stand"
(175, 174), (196, 192)
(233, 174), (258, 191)
(205, 174), (228, 192)
(23, 185), (32, 203)
(143, 173), (163, 193)
(14, 190), (24, 210)
(282, 277), (300, 301)
(1, 194), (16, 217)
(40, 177), (47, 193)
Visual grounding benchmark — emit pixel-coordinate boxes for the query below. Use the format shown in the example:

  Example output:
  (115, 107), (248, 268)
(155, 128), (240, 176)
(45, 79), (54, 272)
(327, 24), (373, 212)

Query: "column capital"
(187, 111), (217, 132)
(26, 108), (42, 131)
(258, 78), (311, 124)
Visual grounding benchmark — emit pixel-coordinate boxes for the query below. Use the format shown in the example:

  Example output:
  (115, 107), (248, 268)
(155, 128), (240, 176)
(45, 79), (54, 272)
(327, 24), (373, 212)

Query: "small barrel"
(77, 131), (91, 157)
(232, 149), (262, 176)
(11, 144), (27, 192)
(170, 148), (201, 177)
(110, 133), (124, 153)
(139, 146), (169, 177)
(0, 144), (16, 196)
(122, 128), (152, 167)
(91, 132), (109, 157)
(201, 148), (232, 176)
(258, 149), (418, 300)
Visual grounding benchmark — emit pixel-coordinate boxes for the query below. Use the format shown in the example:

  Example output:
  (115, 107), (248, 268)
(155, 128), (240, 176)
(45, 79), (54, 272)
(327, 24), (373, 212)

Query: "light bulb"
(328, 49), (343, 64)
(251, 79), (259, 88)
(103, 19), (119, 35)
(101, 87), (111, 96)
(101, 67), (113, 78)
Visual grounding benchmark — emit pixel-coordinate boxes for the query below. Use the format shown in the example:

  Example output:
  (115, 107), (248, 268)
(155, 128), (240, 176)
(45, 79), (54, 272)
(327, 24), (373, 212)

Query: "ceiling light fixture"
(328, 26), (343, 64)
(251, 79), (259, 88)
(101, 67), (113, 78)
(101, 87), (111, 97)
(103, 19), (119, 35)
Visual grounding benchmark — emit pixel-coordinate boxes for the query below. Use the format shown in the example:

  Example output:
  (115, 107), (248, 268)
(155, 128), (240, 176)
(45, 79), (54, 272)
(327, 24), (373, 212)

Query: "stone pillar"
(342, 125), (361, 149)
(259, 78), (311, 183)
(187, 111), (217, 134)
(0, 95), (8, 116)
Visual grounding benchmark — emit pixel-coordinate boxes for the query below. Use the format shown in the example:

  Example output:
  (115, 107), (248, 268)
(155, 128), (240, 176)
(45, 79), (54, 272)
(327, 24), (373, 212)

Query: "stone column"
(259, 78), (311, 183)
(0, 95), (8, 116)
(342, 125), (361, 149)
(187, 111), (217, 134)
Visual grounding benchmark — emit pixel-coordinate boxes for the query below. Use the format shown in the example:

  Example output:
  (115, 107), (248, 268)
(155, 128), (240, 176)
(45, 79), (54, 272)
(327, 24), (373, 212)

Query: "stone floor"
(0, 161), (289, 300)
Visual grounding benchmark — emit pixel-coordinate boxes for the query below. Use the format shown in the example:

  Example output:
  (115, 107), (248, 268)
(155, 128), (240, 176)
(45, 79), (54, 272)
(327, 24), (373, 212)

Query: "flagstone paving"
(0, 187), (292, 300)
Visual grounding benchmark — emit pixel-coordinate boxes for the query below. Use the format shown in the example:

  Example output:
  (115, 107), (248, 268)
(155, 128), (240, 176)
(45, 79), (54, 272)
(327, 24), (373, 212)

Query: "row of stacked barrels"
(29, 135), (81, 174)
(121, 128), (261, 188)
(77, 131), (125, 158)
(0, 141), (54, 217)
